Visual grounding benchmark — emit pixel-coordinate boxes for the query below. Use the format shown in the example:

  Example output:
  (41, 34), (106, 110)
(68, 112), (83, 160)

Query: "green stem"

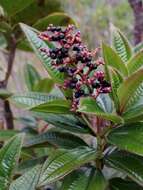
(96, 136), (103, 169)
(81, 114), (96, 136)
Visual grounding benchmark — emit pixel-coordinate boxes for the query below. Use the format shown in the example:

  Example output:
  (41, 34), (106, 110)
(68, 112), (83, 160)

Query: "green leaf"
(134, 42), (143, 53)
(33, 78), (55, 93)
(0, 89), (12, 99)
(9, 165), (41, 190)
(106, 151), (143, 186)
(38, 147), (97, 187)
(111, 24), (132, 62)
(17, 116), (37, 127)
(0, 22), (12, 33)
(24, 130), (87, 149)
(0, 134), (24, 190)
(102, 43), (128, 76)
(0, 130), (18, 141)
(61, 169), (107, 190)
(30, 99), (71, 114)
(17, 39), (33, 51)
(10, 92), (70, 114)
(9, 92), (62, 109)
(107, 123), (143, 156)
(0, 0), (34, 16)
(123, 105), (143, 123)
(33, 12), (77, 31)
(24, 63), (41, 91)
(109, 177), (142, 190)
(11, 0), (62, 26)
(127, 50), (143, 74)
(117, 69), (143, 113)
(20, 23), (64, 84)
(61, 171), (88, 190)
(126, 82), (143, 110)
(0, 33), (7, 48)
(87, 169), (108, 190)
(108, 68), (122, 110)
(33, 113), (89, 134)
(78, 97), (123, 124)
(18, 157), (46, 174)
(0, 5), (5, 18)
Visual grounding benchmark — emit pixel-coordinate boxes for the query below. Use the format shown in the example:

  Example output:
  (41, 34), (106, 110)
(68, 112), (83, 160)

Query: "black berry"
(86, 62), (92, 67)
(101, 80), (110, 87)
(73, 45), (80, 51)
(59, 33), (65, 40)
(69, 83), (76, 89)
(71, 78), (78, 83)
(51, 36), (59, 41)
(56, 58), (63, 65)
(75, 89), (84, 98)
(50, 53), (57, 59)
(58, 67), (66, 72)
(92, 80), (100, 88)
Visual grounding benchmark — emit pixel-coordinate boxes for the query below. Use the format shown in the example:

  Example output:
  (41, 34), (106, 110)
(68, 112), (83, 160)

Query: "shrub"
(1, 23), (143, 189)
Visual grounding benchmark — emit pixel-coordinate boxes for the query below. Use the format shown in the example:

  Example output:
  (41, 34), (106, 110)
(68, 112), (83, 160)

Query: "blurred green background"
(61, 0), (133, 47)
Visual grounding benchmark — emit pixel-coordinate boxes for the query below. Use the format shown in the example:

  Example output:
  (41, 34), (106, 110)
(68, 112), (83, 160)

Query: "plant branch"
(4, 35), (17, 86)
(0, 34), (16, 129)
(4, 100), (14, 129)
(128, 0), (143, 44)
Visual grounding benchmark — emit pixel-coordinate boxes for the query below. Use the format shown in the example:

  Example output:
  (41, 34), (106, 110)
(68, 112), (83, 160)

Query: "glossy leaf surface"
(38, 147), (97, 186)
(0, 134), (24, 190)
(78, 97), (123, 123)
(106, 151), (143, 186)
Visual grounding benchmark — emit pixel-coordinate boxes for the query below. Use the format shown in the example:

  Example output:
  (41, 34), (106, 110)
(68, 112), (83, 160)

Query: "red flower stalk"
(39, 24), (111, 111)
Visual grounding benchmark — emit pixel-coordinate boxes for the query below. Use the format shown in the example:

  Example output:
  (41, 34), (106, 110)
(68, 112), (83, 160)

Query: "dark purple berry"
(59, 33), (65, 40)
(76, 53), (83, 61)
(72, 78), (78, 83)
(62, 39), (67, 44)
(86, 62), (92, 67)
(56, 59), (63, 65)
(57, 52), (63, 59)
(85, 56), (92, 62)
(67, 68), (76, 76)
(60, 48), (68, 57)
(101, 80), (110, 87)
(50, 27), (57, 32)
(75, 91), (81, 98)
(51, 36), (59, 41)
(61, 47), (68, 54)
(73, 45), (80, 51)
(58, 67), (66, 72)
(92, 81), (100, 88)
(79, 89), (84, 95)
(69, 83), (76, 89)
(56, 27), (61, 31)
(51, 48), (59, 54)
(50, 53), (57, 59)
(74, 89), (84, 98)
(92, 64), (97, 69)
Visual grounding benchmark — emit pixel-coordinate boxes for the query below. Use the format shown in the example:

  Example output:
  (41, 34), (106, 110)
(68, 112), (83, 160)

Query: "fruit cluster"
(39, 24), (111, 111)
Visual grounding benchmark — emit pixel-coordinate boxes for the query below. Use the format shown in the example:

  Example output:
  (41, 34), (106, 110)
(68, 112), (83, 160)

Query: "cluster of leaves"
(0, 23), (143, 190)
